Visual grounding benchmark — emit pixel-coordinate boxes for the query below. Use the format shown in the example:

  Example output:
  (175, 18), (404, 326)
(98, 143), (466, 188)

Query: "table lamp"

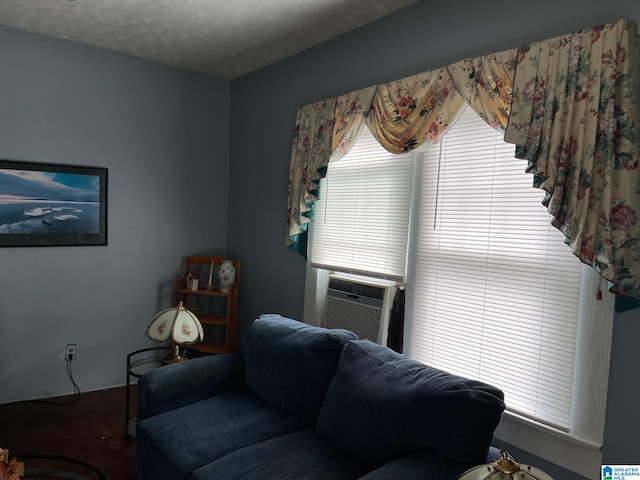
(458, 451), (553, 480)
(146, 301), (204, 363)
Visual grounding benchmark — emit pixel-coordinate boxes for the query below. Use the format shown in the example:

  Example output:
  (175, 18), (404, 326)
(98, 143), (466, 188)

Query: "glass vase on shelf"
(218, 260), (236, 294)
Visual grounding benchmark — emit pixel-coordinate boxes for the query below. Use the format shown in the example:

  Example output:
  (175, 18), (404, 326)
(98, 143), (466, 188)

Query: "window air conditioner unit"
(323, 275), (395, 345)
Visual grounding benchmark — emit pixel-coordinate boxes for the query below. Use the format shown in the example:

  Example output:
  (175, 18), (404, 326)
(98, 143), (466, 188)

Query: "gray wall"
(0, 25), (230, 403)
(228, 0), (640, 478)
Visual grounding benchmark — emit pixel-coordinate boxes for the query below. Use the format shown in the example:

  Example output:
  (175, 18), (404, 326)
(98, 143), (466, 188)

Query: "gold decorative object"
(458, 450), (554, 480)
(0, 449), (24, 480)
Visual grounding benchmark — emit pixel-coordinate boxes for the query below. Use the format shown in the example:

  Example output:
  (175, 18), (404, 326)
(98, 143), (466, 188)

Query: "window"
(405, 108), (613, 472)
(408, 107), (584, 429)
(307, 106), (614, 477)
(310, 125), (416, 282)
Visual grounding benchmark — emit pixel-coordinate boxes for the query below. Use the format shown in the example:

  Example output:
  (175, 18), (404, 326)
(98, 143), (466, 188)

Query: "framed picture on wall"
(0, 159), (108, 247)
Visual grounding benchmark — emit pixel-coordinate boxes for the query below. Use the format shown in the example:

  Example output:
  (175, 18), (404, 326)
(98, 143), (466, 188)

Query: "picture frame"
(0, 159), (108, 247)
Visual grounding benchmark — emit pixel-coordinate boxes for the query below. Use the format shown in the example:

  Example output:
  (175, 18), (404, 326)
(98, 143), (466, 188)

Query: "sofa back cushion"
(316, 340), (505, 468)
(244, 314), (358, 423)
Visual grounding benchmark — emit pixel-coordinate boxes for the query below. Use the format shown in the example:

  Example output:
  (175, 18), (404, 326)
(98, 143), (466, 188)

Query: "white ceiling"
(0, 0), (418, 79)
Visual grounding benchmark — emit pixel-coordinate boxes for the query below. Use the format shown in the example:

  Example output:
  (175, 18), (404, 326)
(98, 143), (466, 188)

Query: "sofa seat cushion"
(357, 450), (474, 480)
(192, 428), (368, 480)
(317, 340), (505, 469)
(358, 447), (503, 480)
(244, 314), (358, 423)
(136, 388), (309, 480)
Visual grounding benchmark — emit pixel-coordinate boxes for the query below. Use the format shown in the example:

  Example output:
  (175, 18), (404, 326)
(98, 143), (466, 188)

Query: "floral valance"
(286, 49), (517, 252)
(286, 18), (640, 299)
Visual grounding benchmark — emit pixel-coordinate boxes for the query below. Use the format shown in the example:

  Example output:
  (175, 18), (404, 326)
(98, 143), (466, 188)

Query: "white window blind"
(407, 107), (584, 430)
(310, 125), (414, 281)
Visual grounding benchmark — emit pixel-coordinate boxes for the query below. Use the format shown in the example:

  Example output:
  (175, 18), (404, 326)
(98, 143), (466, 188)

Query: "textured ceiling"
(0, 0), (417, 79)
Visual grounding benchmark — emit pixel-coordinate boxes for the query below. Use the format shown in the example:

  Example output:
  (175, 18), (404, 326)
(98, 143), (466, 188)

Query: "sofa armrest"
(137, 352), (244, 421)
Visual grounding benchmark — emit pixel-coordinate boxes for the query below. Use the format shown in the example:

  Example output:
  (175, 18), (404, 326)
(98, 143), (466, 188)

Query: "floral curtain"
(447, 50), (516, 130)
(286, 98), (336, 256)
(367, 68), (466, 152)
(505, 19), (640, 298)
(331, 87), (376, 162)
(286, 18), (640, 299)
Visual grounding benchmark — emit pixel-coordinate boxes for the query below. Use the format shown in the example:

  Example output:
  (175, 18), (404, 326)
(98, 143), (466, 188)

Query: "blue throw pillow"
(244, 314), (358, 423)
(316, 340), (505, 468)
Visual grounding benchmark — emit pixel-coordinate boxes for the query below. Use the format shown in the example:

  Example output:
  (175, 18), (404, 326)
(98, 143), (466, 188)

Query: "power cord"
(32, 358), (82, 405)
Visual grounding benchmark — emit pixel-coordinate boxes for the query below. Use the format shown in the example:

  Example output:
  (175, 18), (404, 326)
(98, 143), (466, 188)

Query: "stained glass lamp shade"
(145, 301), (204, 363)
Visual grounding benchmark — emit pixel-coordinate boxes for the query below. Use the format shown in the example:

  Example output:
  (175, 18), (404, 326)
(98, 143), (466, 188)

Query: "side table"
(17, 453), (106, 480)
(124, 346), (172, 438)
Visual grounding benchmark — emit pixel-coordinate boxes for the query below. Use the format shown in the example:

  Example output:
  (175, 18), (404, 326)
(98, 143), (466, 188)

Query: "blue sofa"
(136, 314), (505, 480)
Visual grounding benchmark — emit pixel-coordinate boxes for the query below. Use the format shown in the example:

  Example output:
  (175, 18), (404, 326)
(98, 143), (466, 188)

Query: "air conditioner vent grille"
(324, 276), (393, 345)
(325, 298), (381, 342)
(328, 278), (385, 300)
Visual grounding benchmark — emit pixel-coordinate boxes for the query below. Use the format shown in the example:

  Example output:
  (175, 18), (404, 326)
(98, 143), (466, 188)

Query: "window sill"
(495, 411), (602, 479)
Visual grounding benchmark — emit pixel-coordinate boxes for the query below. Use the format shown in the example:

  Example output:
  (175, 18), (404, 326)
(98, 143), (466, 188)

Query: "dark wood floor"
(0, 385), (138, 479)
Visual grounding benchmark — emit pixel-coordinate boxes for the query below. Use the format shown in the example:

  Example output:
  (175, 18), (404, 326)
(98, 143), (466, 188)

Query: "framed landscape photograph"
(0, 160), (108, 247)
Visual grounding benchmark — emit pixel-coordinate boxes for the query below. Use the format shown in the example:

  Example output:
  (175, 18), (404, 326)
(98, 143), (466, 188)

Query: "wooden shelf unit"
(173, 255), (240, 355)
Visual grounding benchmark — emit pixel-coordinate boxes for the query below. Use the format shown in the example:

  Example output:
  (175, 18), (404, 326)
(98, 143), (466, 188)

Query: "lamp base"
(161, 345), (189, 365)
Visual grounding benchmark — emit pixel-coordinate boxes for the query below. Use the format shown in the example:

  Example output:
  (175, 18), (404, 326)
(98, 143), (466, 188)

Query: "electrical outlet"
(65, 344), (77, 361)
